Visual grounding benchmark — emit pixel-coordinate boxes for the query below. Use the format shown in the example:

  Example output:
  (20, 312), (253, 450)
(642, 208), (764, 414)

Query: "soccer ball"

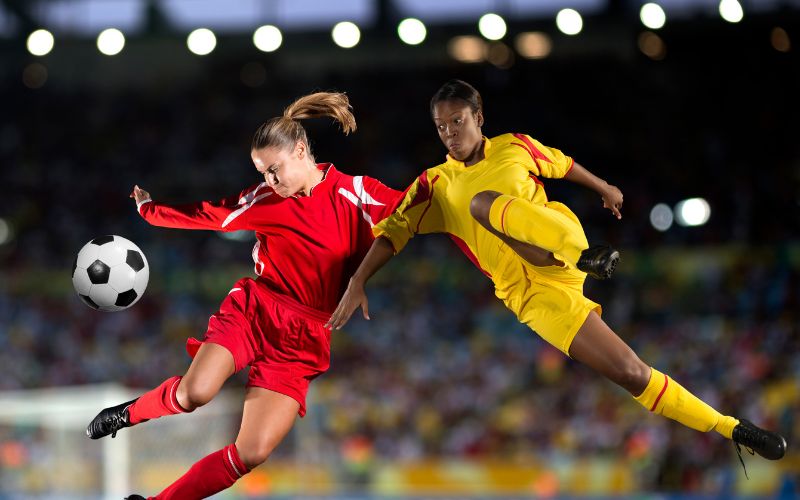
(72, 235), (149, 311)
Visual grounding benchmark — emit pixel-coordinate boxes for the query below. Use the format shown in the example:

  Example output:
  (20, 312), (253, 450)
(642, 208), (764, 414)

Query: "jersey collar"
(293, 163), (334, 198)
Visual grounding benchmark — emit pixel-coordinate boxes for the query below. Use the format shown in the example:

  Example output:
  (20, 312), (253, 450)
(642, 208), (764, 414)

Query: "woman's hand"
(601, 184), (623, 219)
(325, 279), (370, 330)
(130, 185), (151, 205)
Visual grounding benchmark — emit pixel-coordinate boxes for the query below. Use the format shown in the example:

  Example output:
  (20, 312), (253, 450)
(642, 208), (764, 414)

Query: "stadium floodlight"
(398, 18), (426, 46)
(187, 28), (216, 55)
(253, 25), (282, 52)
(719, 0), (744, 23)
(27, 29), (54, 56)
(448, 35), (486, 63)
(771, 27), (791, 52)
(332, 21), (361, 48)
(640, 3), (666, 30)
(639, 31), (667, 60)
(478, 13), (507, 41)
(556, 9), (583, 36)
(97, 28), (125, 56)
(674, 198), (711, 227)
(515, 32), (552, 59)
(649, 203), (674, 232)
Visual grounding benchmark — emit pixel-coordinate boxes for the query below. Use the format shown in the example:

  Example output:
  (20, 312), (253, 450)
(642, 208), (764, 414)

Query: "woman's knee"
(177, 377), (220, 410)
(235, 439), (274, 469)
(469, 190), (502, 223)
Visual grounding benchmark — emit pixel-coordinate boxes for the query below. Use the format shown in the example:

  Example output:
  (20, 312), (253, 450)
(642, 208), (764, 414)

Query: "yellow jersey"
(374, 133), (574, 278)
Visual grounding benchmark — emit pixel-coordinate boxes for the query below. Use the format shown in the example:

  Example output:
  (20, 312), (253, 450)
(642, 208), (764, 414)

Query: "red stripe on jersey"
(404, 171), (432, 211)
(449, 234), (491, 278)
(512, 133), (552, 164)
(528, 171), (548, 202)
(499, 198), (514, 235)
(414, 174), (440, 233)
(650, 373), (669, 412)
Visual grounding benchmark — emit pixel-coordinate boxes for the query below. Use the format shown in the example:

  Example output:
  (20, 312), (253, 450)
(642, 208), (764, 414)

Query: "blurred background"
(1, 0), (799, 498)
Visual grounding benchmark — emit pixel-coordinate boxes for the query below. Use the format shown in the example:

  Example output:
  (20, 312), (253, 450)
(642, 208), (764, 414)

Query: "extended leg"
(569, 311), (786, 459)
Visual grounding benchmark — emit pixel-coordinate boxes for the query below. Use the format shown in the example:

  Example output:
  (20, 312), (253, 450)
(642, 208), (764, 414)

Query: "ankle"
(715, 415), (739, 440)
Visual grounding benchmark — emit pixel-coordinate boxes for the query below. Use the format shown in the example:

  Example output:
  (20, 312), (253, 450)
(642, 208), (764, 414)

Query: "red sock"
(152, 444), (250, 499)
(128, 376), (191, 424)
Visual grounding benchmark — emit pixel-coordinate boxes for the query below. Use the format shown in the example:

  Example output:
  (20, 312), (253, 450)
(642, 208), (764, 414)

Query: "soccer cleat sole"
(600, 250), (620, 279)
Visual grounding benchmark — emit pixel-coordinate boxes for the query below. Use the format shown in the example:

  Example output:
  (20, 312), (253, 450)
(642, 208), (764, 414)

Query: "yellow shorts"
(489, 201), (602, 355)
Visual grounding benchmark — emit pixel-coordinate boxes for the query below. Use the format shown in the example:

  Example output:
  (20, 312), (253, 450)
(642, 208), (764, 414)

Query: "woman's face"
(251, 142), (313, 197)
(432, 99), (484, 162)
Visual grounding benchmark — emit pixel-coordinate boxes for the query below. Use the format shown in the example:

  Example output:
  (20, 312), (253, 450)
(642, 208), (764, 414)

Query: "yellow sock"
(487, 194), (587, 266)
(634, 367), (739, 439)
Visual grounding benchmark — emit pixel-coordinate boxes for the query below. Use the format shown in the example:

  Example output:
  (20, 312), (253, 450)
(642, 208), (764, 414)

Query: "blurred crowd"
(1, 28), (799, 494)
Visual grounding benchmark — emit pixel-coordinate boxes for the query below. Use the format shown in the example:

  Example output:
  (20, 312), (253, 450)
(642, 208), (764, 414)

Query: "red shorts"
(186, 277), (331, 417)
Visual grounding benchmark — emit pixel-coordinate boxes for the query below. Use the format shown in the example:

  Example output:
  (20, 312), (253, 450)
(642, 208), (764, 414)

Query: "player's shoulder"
(493, 132), (532, 145)
(235, 181), (274, 206)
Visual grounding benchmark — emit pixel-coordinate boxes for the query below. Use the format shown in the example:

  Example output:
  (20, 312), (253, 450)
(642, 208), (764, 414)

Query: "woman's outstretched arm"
(325, 236), (396, 330)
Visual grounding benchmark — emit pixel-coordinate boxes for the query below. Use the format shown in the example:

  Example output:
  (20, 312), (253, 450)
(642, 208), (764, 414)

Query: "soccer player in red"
(327, 79), (787, 466)
(86, 92), (401, 499)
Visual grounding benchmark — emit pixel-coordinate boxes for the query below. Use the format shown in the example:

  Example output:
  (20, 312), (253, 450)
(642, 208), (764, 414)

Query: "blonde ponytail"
(283, 92), (356, 135)
(251, 92), (357, 159)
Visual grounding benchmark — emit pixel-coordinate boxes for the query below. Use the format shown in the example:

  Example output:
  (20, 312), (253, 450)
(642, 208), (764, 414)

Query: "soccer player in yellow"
(327, 79), (786, 464)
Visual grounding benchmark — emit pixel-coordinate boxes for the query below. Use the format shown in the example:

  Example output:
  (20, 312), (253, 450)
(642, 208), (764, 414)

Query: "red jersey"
(137, 164), (401, 314)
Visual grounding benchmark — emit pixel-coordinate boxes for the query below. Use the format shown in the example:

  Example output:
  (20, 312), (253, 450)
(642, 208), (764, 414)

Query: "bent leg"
(129, 343), (235, 424)
(470, 191), (562, 267)
(176, 342), (236, 410)
(476, 191), (588, 267)
(569, 311), (738, 438)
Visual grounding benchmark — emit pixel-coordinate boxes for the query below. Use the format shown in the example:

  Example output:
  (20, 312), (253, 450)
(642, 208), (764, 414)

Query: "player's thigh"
(568, 311), (650, 393)
(235, 387), (300, 468)
(178, 343), (236, 408)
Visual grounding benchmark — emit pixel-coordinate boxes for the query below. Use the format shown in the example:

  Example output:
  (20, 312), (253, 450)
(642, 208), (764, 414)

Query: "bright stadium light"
(719, 0), (744, 23)
(640, 3), (666, 30)
(27, 29), (54, 56)
(448, 36), (486, 63)
(556, 9), (583, 36)
(397, 18), (426, 45)
(649, 203), (674, 232)
(478, 13), (507, 41)
(187, 28), (216, 55)
(97, 28), (125, 56)
(674, 198), (711, 227)
(332, 21), (361, 48)
(515, 32), (552, 59)
(253, 25), (282, 52)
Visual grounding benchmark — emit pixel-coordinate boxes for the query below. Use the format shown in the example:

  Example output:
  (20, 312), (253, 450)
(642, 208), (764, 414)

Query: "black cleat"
(86, 398), (138, 439)
(733, 419), (787, 461)
(577, 244), (620, 280)
(125, 496), (147, 500)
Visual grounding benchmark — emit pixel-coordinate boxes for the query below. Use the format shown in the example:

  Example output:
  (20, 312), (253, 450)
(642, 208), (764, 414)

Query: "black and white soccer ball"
(72, 235), (149, 311)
